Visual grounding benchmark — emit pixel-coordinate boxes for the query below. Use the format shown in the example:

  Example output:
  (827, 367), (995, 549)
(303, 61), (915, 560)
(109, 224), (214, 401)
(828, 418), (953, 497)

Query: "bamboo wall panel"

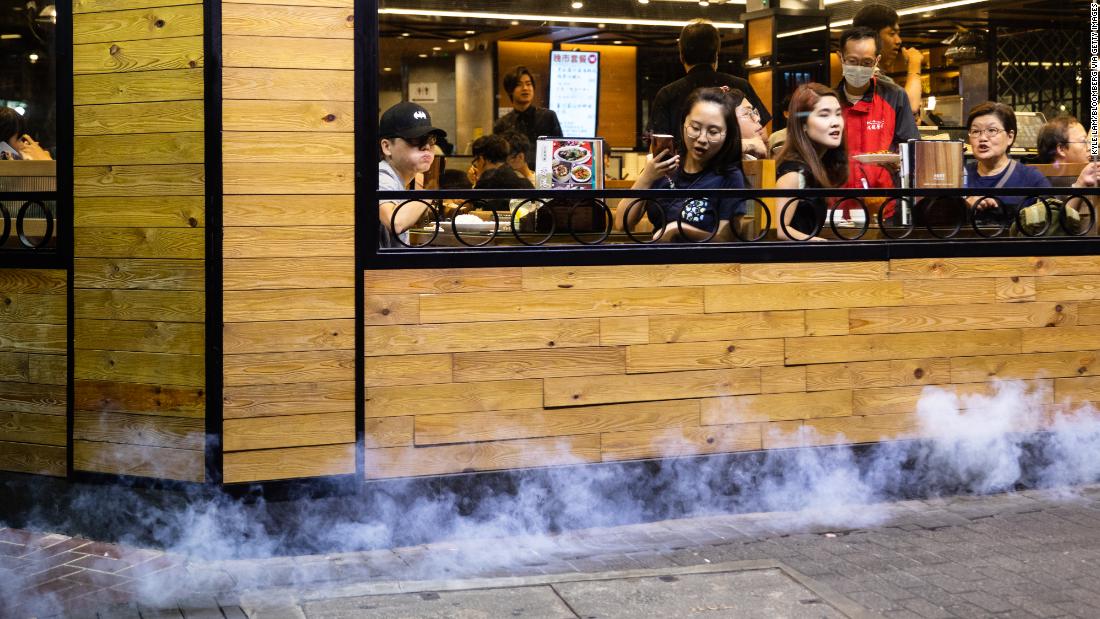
(221, 0), (355, 483)
(0, 270), (67, 477)
(363, 257), (1100, 479)
(72, 1), (205, 481)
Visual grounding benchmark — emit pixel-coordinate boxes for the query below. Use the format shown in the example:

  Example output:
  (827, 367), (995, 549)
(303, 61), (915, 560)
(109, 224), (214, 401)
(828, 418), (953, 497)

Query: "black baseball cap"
(378, 101), (447, 140)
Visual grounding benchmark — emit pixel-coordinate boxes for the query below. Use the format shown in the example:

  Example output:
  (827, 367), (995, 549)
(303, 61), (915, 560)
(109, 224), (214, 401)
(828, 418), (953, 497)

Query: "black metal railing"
(376, 187), (1100, 249)
(0, 190), (62, 268)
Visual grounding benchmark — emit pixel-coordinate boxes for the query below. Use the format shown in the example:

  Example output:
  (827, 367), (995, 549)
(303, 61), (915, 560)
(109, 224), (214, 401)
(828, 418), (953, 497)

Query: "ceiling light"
(379, 8), (743, 29)
(0, 34), (22, 40)
(638, 0), (649, 3)
(598, 23), (606, 28)
(466, 30), (476, 34)
(699, 0), (710, 6)
(922, 11), (933, 17)
(572, 1), (584, 8)
(383, 67), (393, 71)
(401, 32), (410, 37)
(28, 53), (39, 63)
(37, 3), (56, 24)
(432, 46), (442, 50)
(614, 40), (623, 44)
(447, 38), (457, 42)
(418, 53), (428, 58)
(510, 20), (519, 25)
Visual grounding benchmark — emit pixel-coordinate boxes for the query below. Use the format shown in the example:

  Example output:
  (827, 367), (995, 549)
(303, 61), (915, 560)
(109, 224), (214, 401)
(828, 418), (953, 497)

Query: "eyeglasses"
(968, 127), (1006, 139)
(402, 136), (438, 150)
(738, 108), (761, 122)
(683, 123), (726, 143)
(842, 58), (877, 68)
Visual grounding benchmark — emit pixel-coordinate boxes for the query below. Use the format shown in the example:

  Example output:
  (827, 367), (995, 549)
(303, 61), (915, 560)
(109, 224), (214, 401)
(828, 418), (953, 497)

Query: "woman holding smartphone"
(616, 87), (745, 242)
(774, 83), (849, 241)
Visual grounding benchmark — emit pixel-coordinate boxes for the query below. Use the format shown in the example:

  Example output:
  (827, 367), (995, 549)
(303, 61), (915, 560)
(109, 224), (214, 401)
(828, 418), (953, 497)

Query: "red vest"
(842, 79), (897, 189)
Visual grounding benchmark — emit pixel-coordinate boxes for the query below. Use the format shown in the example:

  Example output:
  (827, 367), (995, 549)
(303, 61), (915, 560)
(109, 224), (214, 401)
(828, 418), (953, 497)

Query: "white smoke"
(5, 379), (1100, 615)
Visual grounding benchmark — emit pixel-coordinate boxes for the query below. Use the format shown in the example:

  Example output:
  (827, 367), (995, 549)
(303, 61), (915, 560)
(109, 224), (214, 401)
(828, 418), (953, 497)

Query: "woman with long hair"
(774, 83), (848, 240)
(616, 87), (745, 242)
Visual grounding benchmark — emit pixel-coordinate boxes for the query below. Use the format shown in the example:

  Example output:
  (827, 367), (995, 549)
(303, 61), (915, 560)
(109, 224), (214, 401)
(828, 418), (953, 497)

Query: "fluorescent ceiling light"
(0, 34), (22, 40)
(379, 8), (742, 29)
(778, 0), (988, 39)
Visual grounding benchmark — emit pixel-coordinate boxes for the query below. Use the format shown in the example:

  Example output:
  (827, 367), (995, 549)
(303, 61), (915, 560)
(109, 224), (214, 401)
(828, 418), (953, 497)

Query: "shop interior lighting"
(0, 34), (22, 40)
(777, 0), (988, 38)
(571, 1), (584, 8)
(379, 8), (742, 29)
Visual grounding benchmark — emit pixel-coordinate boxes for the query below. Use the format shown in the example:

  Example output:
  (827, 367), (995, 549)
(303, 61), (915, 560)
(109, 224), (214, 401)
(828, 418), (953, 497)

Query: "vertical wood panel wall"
(220, 0), (356, 483)
(71, 0), (206, 482)
(362, 257), (1100, 479)
(0, 270), (67, 477)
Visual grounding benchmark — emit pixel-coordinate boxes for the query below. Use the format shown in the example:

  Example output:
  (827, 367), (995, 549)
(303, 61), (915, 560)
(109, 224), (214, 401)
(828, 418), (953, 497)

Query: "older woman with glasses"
(965, 101), (1050, 212)
(729, 88), (768, 159)
(615, 87), (745, 242)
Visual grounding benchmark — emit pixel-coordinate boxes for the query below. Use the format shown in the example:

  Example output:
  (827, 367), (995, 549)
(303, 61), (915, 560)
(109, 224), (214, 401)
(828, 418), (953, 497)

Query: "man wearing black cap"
(378, 101), (446, 246)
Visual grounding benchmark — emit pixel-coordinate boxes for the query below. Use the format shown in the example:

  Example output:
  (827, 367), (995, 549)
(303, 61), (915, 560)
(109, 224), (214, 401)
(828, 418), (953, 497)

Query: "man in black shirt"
(494, 66), (563, 164)
(648, 19), (770, 145)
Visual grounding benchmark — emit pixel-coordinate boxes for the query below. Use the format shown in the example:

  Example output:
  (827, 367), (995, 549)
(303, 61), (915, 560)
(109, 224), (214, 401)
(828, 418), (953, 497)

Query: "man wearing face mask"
(836, 27), (918, 189)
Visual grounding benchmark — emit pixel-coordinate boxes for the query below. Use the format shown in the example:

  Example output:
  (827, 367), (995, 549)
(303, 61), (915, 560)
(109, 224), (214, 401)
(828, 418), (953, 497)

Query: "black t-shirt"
(776, 160), (828, 237)
(646, 166), (747, 232)
(648, 66), (772, 138)
(494, 107), (564, 163)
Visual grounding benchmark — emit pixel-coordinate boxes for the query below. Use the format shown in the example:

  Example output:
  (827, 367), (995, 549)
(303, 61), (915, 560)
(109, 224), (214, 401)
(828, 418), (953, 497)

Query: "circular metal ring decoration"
(1063, 192), (1097, 237)
(874, 197), (914, 239)
(509, 198), (555, 246)
(16, 201), (53, 250)
(1013, 195), (1058, 238)
(623, 198), (667, 244)
(777, 197), (823, 241)
(568, 199), (613, 245)
(729, 197), (771, 243)
(674, 200), (720, 244)
(451, 199), (499, 247)
(828, 197), (869, 241)
(919, 196), (965, 239)
(0, 202), (11, 247)
(968, 194), (1009, 238)
(387, 199), (437, 247)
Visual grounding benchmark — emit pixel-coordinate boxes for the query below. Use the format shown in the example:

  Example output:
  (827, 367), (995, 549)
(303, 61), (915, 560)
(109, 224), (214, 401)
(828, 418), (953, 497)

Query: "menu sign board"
(535, 138), (604, 190)
(549, 51), (600, 137)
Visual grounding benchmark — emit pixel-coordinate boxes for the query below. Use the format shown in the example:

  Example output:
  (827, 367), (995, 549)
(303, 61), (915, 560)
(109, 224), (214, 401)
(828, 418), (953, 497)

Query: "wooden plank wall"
(72, 0), (206, 482)
(0, 270), (67, 477)
(362, 256), (1100, 479)
(220, 0), (356, 483)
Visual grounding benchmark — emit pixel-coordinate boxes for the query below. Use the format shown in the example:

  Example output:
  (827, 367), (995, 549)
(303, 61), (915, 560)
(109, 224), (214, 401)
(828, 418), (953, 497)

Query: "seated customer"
(615, 87), (746, 243)
(774, 83), (848, 241)
(1036, 115), (1089, 167)
(964, 102), (1050, 212)
(499, 130), (537, 184)
(467, 134), (510, 186)
(729, 88), (768, 160)
(0, 107), (52, 160)
(474, 164), (534, 211)
(377, 102), (446, 246)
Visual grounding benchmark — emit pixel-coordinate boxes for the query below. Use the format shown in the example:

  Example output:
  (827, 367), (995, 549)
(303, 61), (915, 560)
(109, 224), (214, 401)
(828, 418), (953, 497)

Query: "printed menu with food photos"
(549, 51), (599, 137)
(535, 138), (604, 190)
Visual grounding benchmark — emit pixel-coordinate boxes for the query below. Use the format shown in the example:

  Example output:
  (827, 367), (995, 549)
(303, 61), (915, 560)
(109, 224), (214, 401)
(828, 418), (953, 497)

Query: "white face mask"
(843, 64), (875, 88)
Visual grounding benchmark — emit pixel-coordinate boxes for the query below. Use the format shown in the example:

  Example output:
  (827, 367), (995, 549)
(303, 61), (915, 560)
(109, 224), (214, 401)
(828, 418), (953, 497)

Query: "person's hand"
(14, 135), (51, 161)
(1073, 162), (1100, 188)
(742, 137), (768, 159)
(638, 149), (679, 186)
(902, 47), (923, 73)
(968, 195), (999, 211)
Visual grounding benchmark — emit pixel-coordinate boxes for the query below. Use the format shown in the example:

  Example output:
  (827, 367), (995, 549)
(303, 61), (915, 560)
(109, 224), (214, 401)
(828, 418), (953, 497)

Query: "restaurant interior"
(377, 0), (1089, 185)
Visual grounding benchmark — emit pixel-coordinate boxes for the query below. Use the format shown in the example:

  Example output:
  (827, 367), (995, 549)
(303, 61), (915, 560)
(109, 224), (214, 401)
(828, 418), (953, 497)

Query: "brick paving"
(4, 485), (1100, 617)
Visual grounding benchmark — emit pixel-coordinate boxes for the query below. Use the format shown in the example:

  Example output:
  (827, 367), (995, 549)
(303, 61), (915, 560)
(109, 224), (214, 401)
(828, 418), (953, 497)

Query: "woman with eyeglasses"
(729, 88), (768, 160)
(615, 87), (745, 242)
(773, 83), (848, 241)
(964, 101), (1050, 212)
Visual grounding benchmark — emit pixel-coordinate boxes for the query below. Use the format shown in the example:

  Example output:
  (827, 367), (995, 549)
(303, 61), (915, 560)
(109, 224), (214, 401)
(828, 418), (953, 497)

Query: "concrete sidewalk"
(5, 485), (1100, 618)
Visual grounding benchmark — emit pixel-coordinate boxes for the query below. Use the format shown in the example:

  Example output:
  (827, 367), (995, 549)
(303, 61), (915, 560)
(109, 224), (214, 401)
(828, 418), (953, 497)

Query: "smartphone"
(0, 141), (21, 160)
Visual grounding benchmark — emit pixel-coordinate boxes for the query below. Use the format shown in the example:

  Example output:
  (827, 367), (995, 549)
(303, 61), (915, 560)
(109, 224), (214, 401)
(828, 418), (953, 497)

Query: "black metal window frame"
(358, 0), (1100, 270)
(0, 2), (71, 272)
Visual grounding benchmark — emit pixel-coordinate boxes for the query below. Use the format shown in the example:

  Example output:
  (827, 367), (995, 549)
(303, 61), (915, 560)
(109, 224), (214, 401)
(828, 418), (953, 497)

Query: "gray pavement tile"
(960, 591), (1018, 613)
(845, 590), (905, 612)
(1008, 595), (1071, 618)
(1054, 600), (1100, 618)
(899, 597), (954, 619)
(303, 587), (574, 619)
(884, 610), (928, 619)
